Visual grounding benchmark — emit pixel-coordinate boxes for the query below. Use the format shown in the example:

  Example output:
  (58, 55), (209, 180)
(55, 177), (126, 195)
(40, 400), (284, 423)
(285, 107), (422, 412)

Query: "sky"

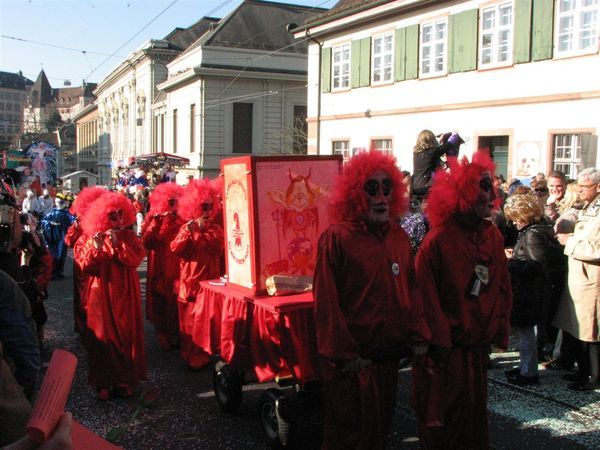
(0, 0), (337, 88)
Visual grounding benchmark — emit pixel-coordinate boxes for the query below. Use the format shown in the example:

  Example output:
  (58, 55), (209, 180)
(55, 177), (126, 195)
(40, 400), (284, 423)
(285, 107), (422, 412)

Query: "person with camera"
(170, 178), (223, 369)
(412, 153), (512, 449)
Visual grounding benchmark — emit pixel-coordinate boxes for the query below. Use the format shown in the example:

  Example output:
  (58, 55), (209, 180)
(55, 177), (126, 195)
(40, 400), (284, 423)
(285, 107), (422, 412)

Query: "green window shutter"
(351, 38), (372, 88)
(351, 40), (361, 88)
(405, 25), (419, 80)
(360, 37), (371, 87)
(394, 27), (407, 82)
(448, 9), (478, 73)
(514, 0), (533, 63)
(532, 0), (554, 61)
(321, 47), (331, 93)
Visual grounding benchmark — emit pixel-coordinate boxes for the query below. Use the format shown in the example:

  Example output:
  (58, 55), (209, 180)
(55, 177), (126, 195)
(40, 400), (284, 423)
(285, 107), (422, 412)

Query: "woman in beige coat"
(554, 167), (600, 391)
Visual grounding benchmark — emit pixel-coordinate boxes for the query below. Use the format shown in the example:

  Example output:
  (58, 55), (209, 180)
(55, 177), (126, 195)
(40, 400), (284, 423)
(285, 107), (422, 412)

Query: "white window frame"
(371, 138), (393, 157)
(552, 133), (584, 179)
(420, 17), (448, 77)
(555, 0), (600, 57)
(371, 32), (394, 85)
(332, 140), (350, 162)
(479, 2), (514, 68)
(332, 43), (351, 91)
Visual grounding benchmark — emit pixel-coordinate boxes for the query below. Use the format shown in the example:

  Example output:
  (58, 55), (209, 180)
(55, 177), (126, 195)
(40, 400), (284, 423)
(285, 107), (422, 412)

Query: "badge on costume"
(469, 264), (489, 298)
(391, 262), (400, 276)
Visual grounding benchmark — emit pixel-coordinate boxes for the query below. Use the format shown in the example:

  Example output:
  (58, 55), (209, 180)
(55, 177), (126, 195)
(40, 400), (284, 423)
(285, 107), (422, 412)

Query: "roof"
(164, 17), (221, 51)
(183, 0), (327, 56)
(300, 0), (396, 30)
(30, 70), (54, 107)
(0, 71), (34, 90)
(28, 70), (97, 108)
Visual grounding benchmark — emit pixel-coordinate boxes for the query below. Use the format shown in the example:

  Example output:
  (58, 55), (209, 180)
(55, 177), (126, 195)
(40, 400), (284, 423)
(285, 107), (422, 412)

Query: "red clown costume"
(79, 192), (146, 400)
(170, 178), (224, 369)
(313, 150), (430, 450)
(412, 152), (512, 449)
(141, 182), (184, 350)
(64, 187), (108, 335)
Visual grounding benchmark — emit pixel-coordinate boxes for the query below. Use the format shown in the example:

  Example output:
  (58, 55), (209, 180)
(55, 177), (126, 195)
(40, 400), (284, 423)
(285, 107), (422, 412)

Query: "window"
(293, 105), (307, 154)
(551, 133), (597, 179)
(190, 104), (195, 153)
(233, 102), (253, 153)
(160, 114), (165, 152)
(332, 43), (351, 90)
(479, 2), (514, 67)
(372, 33), (393, 84)
(371, 138), (393, 156)
(556, 0), (600, 55)
(172, 109), (177, 153)
(332, 140), (350, 162)
(420, 18), (448, 76)
(553, 134), (581, 179)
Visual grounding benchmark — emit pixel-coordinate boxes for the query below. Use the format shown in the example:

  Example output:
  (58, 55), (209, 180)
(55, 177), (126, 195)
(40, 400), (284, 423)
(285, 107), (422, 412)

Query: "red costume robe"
(80, 228), (147, 389)
(142, 213), (183, 348)
(412, 217), (512, 449)
(313, 221), (430, 450)
(64, 224), (84, 334)
(170, 220), (223, 368)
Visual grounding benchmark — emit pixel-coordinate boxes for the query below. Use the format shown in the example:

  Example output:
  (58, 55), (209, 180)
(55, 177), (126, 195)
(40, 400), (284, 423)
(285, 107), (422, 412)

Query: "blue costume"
(41, 203), (74, 279)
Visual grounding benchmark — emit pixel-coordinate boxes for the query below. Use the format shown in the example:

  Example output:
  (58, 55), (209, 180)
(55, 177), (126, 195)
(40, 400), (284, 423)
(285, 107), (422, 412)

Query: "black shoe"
(567, 381), (600, 391)
(562, 372), (590, 383)
(542, 357), (574, 371)
(504, 367), (520, 377)
(507, 373), (539, 386)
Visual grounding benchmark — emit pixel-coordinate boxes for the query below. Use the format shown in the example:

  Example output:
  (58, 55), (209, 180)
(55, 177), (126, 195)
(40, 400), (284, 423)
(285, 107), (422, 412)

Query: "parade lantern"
(221, 155), (342, 295)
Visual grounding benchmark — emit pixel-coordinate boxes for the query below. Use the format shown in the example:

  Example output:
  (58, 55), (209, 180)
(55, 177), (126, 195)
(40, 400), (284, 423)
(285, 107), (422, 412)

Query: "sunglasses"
(364, 178), (393, 197)
(201, 202), (213, 211)
(479, 178), (493, 192)
(534, 188), (548, 194)
(108, 210), (123, 221)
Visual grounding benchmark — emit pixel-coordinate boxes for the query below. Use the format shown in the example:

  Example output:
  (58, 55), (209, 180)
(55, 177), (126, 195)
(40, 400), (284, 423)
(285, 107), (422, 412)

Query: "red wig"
(425, 152), (497, 229)
(177, 178), (219, 222)
(329, 150), (407, 224)
(70, 187), (108, 218)
(81, 191), (136, 235)
(148, 182), (184, 215)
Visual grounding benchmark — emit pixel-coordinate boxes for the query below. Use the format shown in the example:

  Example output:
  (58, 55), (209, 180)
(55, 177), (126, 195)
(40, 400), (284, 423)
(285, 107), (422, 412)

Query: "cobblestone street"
(35, 252), (600, 449)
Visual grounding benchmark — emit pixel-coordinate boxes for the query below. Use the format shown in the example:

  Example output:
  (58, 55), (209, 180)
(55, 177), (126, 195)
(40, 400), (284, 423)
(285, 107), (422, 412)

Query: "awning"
(133, 152), (190, 167)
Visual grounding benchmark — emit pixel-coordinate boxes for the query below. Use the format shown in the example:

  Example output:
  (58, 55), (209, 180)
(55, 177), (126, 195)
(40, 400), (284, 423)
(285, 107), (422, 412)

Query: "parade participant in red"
(64, 187), (108, 335)
(171, 178), (223, 369)
(79, 191), (146, 400)
(142, 182), (184, 350)
(412, 152), (512, 449)
(313, 150), (430, 450)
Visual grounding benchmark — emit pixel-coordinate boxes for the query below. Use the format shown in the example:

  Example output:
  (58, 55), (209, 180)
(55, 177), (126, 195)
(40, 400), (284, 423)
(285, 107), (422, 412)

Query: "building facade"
(155, 0), (320, 180)
(296, 0), (600, 180)
(73, 103), (100, 178)
(0, 70), (33, 149)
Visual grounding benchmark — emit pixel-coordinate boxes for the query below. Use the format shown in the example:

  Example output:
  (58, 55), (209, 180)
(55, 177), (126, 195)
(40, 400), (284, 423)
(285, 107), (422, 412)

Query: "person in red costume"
(412, 152), (512, 449)
(79, 192), (146, 400)
(313, 150), (430, 450)
(171, 178), (223, 369)
(141, 182), (184, 350)
(64, 187), (108, 335)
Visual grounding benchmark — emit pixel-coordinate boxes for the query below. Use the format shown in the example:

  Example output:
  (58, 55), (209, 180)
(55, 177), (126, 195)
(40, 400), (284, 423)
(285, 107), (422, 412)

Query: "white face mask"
(55, 198), (67, 209)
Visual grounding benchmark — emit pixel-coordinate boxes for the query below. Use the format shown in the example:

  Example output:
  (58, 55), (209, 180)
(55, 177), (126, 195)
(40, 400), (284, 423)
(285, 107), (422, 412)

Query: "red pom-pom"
(328, 150), (407, 224)
(70, 187), (108, 218)
(81, 191), (136, 235)
(148, 182), (184, 215)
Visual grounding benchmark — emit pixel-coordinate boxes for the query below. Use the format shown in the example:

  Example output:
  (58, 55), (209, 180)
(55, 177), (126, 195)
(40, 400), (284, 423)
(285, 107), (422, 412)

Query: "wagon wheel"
(259, 388), (290, 448)
(212, 361), (243, 413)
